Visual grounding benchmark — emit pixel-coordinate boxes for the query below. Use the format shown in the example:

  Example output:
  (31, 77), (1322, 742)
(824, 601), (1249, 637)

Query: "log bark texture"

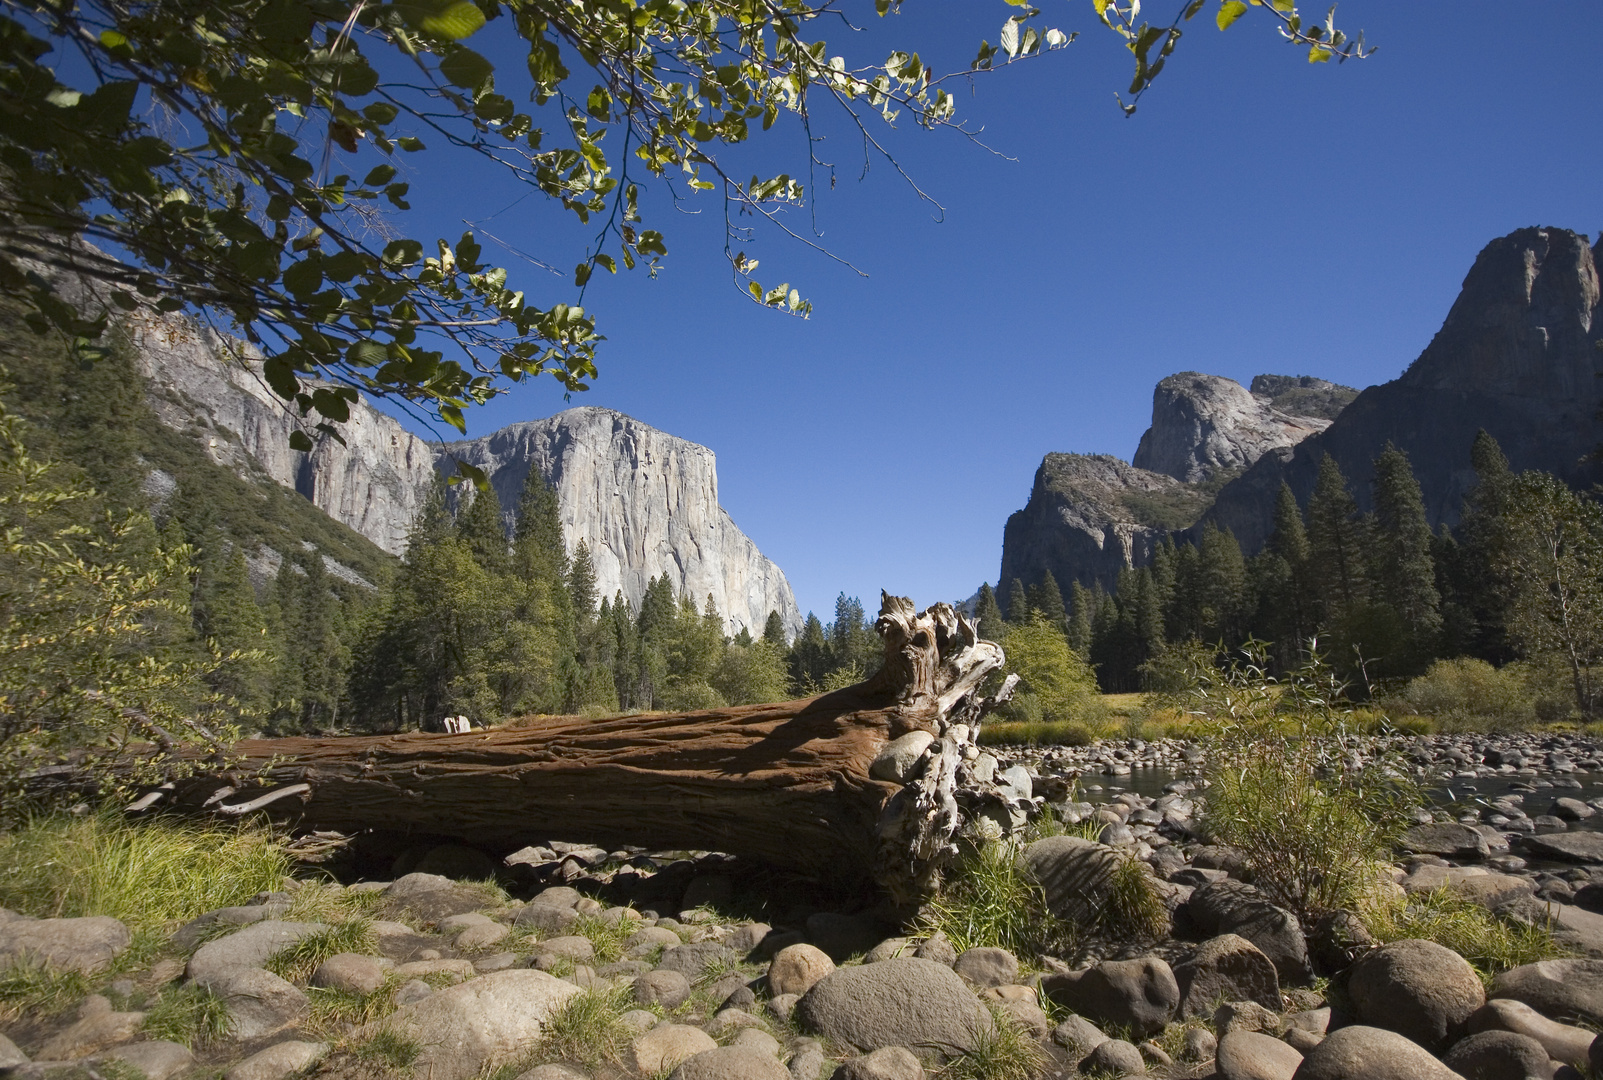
(146, 595), (1028, 905)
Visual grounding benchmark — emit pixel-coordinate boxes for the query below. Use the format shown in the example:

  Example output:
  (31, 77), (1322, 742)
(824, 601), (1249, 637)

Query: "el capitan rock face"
(1204, 226), (1603, 553)
(442, 408), (801, 638)
(123, 311), (800, 636)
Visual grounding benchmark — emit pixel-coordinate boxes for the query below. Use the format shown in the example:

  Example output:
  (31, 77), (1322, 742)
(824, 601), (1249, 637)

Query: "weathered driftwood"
(136, 594), (1031, 906)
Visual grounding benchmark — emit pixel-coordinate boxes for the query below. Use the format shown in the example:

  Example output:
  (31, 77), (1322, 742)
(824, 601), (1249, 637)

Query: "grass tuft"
(284, 881), (384, 925)
(265, 920), (379, 983)
(349, 1025), (423, 1071)
(936, 1005), (1045, 1080)
(0, 959), (93, 1019)
(529, 983), (636, 1070)
(307, 981), (399, 1036)
(920, 840), (1075, 959)
(570, 913), (634, 964)
(1363, 888), (1566, 984)
(141, 982), (231, 1048)
(0, 810), (289, 935)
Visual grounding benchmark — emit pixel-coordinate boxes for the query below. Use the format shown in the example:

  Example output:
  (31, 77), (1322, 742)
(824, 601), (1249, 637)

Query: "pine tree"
(295, 553), (342, 729)
(266, 556), (304, 725)
(514, 470), (565, 576)
(1167, 541), (1203, 641)
(763, 610), (787, 646)
(1197, 523), (1248, 643)
(1005, 578), (1030, 624)
(1305, 454), (1367, 621)
(456, 482), (509, 577)
(1371, 442), (1442, 667)
(1066, 581), (1093, 657)
(567, 540), (598, 624)
(205, 545), (273, 711)
(971, 584), (1006, 640)
(1446, 430), (1517, 662)
(1030, 570), (1067, 629)
(829, 594), (876, 678)
(787, 613), (831, 693)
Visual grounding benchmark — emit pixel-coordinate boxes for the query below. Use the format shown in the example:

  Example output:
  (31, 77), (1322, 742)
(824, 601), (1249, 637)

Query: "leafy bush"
(1182, 643), (1418, 923)
(1400, 658), (1533, 730)
(0, 811), (288, 934)
(995, 616), (1105, 726)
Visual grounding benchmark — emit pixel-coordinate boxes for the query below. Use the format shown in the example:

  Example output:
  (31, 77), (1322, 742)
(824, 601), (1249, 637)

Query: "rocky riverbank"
(4, 733), (1603, 1080)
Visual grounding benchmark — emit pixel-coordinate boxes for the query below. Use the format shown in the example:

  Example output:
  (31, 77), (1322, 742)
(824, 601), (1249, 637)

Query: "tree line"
(976, 434), (1603, 717)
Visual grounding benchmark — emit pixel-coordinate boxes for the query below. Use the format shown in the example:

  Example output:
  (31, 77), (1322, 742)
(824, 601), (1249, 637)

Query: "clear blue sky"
(382, 2), (1603, 622)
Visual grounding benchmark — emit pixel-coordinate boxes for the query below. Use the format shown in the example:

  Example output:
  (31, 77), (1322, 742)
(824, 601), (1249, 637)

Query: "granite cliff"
(1204, 226), (1603, 553)
(121, 311), (801, 636)
(1000, 372), (1347, 593)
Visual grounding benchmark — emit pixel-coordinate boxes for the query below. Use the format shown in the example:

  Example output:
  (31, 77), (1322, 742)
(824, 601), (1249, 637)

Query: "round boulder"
(1293, 1024), (1467, 1080)
(634, 969), (692, 1009)
(1491, 959), (1603, 1026)
(1215, 1029), (1302, 1080)
(629, 1024), (718, 1076)
(1173, 934), (1281, 1017)
(952, 947), (1018, 989)
(795, 956), (993, 1058)
(1081, 1038), (1144, 1075)
(1468, 998), (1594, 1067)
(1347, 938), (1485, 1052)
(1440, 1029), (1552, 1080)
(1040, 955), (1180, 1038)
(668, 1045), (790, 1080)
(830, 1046), (925, 1080)
(769, 944), (836, 997)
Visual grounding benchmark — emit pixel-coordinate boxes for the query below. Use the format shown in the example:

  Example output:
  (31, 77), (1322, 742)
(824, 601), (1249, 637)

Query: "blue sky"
(381, 2), (1603, 622)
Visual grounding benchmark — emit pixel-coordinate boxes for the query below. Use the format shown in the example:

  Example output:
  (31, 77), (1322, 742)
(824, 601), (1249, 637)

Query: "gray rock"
(657, 941), (736, 979)
(1187, 881), (1313, 986)
(1469, 999), (1594, 1068)
(1040, 955), (1179, 1038)
(224, 1040), (331, 1080)
(628, 1023), (718, 1075)
(1213, 1000), (1281, 1037)
(1544, 902), (1603, 958)
(171, 906), (280, 953)
(1183, 1026), (1217, 1062)
(624, 925), (683, 957)
(382, 873), (491, 924)
(97, 1040), (194, 1080)
(913, 932), (957, 967)
(529, 935), (595, 965)
(1348, 939), (1485, 1053)
(186, 920), (326, 984)
(768, 994), (800, 1022)
(869, 732), (936, 785)
(830, 1046), (924, 1080)
(0, 1033), (27, 1068)
(1292, 1024), (1466, 1080)
(515, 1067), (591, 1080)
(1134, 372), (1333, 484)
(732, 1028), (782, 1057)
(393, 979), (433, 1006)
(413, 844), (498, 880)
(35, 996), (145, 1060)
(0, 916), (131, 975)
(198, 967), (309, 1039)
(360, 970), (581, 1080)
(1081, 1038), (1145, 1075)
(796, 957), (994, 1057)
(787, 1037), (832, 1080)
(864, 939), (914, 964)
(635, 969), (692, 1009)
(728, 922), (772, 956)
(1440, 1030), (1552, 1080)
(1215, 1030), (1302, 1080)
(1520, 833), (1603, 864)
(311, 952), (389, 995)
(770, 944), (836, 997)
(1402, 823), (1492, 860)
(1020, 835), (1165, 935)
(669, 1045), (791, 1080)
(1173, 934), (1281, 1017)
(1491, 959), (1603, 1026)
(951, 947), (1018, 989)
(1400, 866), (1535, 910)
(1051, 1015), (1107, 1053)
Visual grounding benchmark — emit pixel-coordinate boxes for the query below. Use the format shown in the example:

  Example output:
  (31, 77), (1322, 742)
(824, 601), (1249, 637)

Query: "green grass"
(0, 959), (94, 1019)
(570, 913), (635, 964)
(283, 881), (385, 925)
(920, 840), (1077, 959)
(936, 1004), (1045, 1080)
(349, 1025), (423, 1071)
(265, 920), (380, 983)
(306, 981), (400, 1036)
(979, 719), (1103, 747)
(0, 810), (290, 935)
(528, 983), (637, 1070)
(141, 982), (232, 1048)
(1363, 888), (1566, 985)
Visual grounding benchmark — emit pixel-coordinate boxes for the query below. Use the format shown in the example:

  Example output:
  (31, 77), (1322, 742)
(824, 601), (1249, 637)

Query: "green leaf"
(399, 0), (487, 41)
(397, 136), (425, 151)
(451, 459), (488, 489)
(289, 429), (315, 452)
(1308, 44), (1332, 62)
(363, 164), (397, 186)
(1217, 0), (1249, 30)
(439, 47), (493, 90)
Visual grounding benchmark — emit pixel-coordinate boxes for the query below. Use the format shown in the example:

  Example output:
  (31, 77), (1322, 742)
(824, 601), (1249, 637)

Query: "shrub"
(0, 811), (288, 935)
(1401, 658), (1533, 730)
(1183, 643), (1418, 923)
(997, 617), (1105, 726)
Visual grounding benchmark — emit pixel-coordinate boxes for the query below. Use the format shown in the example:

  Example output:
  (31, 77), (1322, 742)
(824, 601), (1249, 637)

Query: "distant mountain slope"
(1204, 226), (1603, 553)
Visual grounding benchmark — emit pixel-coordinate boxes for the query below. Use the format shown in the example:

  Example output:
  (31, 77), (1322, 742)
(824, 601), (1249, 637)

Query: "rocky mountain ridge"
(1000, 371), (1346, 595)
(125, 311), (801, 636)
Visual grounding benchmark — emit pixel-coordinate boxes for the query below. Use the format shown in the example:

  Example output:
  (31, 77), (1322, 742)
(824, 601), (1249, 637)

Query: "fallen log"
(136, 594), (1029, 907)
